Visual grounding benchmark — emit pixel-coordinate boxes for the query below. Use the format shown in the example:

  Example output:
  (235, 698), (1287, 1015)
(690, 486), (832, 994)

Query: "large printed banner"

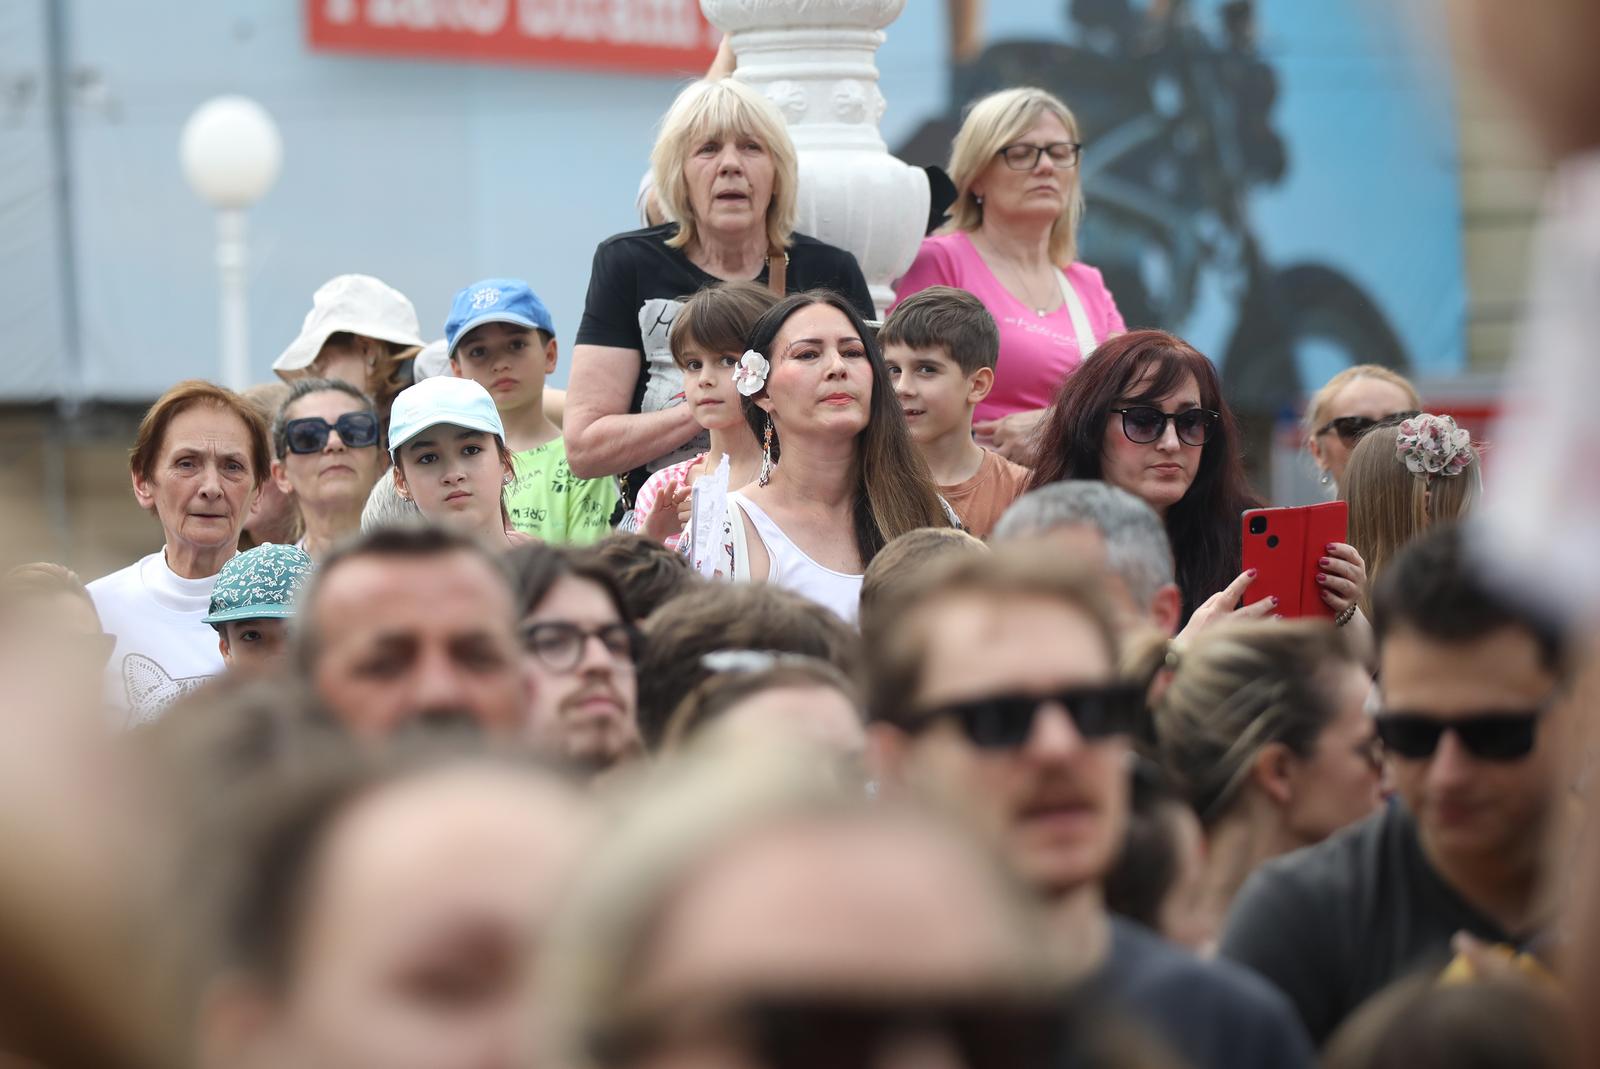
(306, 0), (719, 74)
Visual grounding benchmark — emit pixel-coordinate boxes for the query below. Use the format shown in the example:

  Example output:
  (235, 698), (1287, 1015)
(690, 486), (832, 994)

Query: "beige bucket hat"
(272, 274), (425, 377)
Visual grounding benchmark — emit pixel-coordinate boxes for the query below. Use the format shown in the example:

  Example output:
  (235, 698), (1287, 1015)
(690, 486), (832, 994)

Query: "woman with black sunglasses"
(1303, 365), (1420, 494)
(1029, 330), (1365, 626)
(269, 378), (386, 562)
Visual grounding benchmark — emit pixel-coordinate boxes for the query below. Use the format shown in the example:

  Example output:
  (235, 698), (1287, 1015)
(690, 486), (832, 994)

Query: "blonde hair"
(944, 87), (1086, 265)
(1303, 365), (1420, 441)
(1342, 419), (1481, 612)
(1155, 621), (1360, 826)
(650, 78), (799, 254)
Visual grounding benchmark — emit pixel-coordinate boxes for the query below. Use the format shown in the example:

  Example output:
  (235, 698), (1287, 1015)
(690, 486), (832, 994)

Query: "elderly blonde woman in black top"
(564, 77), (874, 500)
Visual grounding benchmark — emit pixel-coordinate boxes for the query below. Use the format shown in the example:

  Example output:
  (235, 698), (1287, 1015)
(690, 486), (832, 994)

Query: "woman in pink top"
(893, 87), (1125, 464)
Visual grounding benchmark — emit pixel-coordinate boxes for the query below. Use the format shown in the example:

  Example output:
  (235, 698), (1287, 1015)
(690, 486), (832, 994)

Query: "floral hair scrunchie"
(732, 350), (770, 397)
(1395, 413), (1474, 480)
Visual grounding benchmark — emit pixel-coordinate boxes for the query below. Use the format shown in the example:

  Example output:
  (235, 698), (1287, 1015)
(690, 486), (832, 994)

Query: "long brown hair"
(1028, 330), (1259, 621)
(741, 290), (951, 564)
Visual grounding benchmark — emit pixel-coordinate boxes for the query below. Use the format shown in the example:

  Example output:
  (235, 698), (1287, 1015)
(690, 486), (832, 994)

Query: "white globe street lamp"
(180, 96), (282, 391)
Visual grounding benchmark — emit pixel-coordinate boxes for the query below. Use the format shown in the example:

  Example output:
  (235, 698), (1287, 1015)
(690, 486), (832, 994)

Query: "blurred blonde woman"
(1343, 413), (1481, 611)
(1303, 365), (1420, 493)
(1154, 620), (1385, 950)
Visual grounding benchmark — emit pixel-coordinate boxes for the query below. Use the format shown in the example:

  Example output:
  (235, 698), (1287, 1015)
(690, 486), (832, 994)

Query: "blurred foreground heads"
(542, 743), (1102, 1069)
(190, 741), (588, 1069)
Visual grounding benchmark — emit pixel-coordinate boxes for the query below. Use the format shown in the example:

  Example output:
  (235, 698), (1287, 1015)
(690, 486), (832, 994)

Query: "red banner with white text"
(306, 0), (720, 76)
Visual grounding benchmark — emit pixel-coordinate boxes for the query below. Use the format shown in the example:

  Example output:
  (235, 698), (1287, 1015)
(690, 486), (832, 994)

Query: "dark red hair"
(1027, 330), (1259, 620)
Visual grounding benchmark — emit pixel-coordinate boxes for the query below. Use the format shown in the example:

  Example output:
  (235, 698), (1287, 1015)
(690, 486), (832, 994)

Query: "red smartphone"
(1240, 501), (1348, 618)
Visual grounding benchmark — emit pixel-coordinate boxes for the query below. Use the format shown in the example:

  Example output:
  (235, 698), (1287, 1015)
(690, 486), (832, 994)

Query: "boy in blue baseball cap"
(446, 278), (617, 544)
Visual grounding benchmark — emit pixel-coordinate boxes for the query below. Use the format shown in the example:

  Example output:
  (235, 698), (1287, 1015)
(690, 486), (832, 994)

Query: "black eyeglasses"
(996, 141), (1081, 171)
(522, 621), (639, 672)
(283, 413), (379, 454)
(914, 684), (1149, 749)
(590, 991), (1064, 1069)
(1375, 702), (1556, 763)
(1111, 406), (1219, 447)
(1314, 410), (1421, 444)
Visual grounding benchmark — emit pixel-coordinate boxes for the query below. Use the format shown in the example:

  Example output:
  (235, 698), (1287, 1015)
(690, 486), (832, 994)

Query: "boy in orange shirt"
(880, 286), (1030, 538)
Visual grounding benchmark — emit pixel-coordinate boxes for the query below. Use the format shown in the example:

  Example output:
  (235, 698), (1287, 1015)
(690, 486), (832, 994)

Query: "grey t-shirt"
(1093, 916), (1313, 1069)
(1218, 802), (1515, 1044)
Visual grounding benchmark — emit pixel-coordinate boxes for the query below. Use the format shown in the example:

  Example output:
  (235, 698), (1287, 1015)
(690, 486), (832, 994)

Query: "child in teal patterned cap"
(202, 543), (315, 673)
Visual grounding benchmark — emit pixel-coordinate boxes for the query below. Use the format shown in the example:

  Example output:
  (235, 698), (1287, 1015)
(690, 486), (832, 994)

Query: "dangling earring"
(758, 417), (774, 487)
(974, 193), (984, 206)
(1318, 469), (1332, 488)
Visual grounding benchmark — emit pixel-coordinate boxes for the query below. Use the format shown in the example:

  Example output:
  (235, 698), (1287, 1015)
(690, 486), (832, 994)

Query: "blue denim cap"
(445, 278), (555, 359)
(203, 543), (315, 626)
(387, 375), (507, 461)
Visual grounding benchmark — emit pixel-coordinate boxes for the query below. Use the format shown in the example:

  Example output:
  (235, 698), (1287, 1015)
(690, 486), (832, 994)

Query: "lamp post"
(179, 96), (282, 391)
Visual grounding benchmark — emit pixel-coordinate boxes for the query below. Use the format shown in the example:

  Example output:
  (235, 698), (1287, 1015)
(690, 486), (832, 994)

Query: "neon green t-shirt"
(504, 440), (617, 545)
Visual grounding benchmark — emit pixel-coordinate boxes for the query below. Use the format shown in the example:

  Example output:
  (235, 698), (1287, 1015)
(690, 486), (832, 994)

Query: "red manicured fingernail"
(1317, 574), (1327, 584)
(1270, 596), (1280, 606)
(1326, 543), (1337, 551)
(1319, 557), (1330, 567)
(1248, 568), (1259, 578)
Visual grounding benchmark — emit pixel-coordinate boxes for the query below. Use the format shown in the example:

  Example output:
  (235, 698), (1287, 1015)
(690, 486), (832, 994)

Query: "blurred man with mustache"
(868, 546), (1312, 1069)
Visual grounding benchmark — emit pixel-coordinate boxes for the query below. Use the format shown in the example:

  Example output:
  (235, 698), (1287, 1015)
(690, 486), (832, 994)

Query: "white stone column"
(701, 0), (929, 318)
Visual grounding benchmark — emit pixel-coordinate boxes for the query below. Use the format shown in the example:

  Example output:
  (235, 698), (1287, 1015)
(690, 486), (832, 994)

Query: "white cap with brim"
(273, 274), (425, 376)
(387, 376), (506, 461)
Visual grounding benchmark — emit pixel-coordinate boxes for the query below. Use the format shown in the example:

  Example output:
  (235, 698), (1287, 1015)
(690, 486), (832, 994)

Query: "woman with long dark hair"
(1028, 330), (1364, 625)
(714, 290), (951, 625)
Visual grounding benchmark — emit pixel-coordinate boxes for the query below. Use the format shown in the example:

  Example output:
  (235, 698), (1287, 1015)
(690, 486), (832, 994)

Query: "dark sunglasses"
(915, 684), (1150, 749)
(1111, 406), (1219, 447)
(1375, 709), (1548, 762)
(1315, 410), (1421, 444)
(283, 413), (380, 454)
(591, 992), (1063, 1069)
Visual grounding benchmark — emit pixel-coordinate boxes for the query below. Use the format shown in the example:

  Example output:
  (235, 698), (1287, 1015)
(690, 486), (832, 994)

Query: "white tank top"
(729, 492), (864, 627)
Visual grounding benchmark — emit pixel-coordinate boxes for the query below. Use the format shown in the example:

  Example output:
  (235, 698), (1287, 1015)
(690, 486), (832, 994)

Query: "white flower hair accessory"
(1396, 413), (1474, 480)
(731, 349), (770, 397)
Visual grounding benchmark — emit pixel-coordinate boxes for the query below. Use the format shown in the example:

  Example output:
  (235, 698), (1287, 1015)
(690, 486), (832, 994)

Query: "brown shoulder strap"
(767, 247), (788, 297)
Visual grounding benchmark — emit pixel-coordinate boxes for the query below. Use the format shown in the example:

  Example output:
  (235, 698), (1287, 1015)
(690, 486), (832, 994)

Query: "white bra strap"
(1056, 268), (1099, 359)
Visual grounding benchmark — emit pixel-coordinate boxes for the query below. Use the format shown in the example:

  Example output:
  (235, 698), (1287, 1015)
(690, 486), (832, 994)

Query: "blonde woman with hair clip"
(893, 86), (1126, 464)
(1303, 364), (1421, 493)
(1153, 620), (1386, 952)
(1342, 413), (1481, 612)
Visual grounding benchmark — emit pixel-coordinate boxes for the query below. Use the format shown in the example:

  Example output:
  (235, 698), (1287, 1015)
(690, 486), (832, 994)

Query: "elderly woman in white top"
(564, 78), (875, 505)
(715, 291), (950, 625)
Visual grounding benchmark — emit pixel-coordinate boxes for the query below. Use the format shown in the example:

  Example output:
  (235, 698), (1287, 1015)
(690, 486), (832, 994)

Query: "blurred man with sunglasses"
(868, 546), (1313, 1069)
(269, 378), (385, 561)
(1221, 523), (1576, 1043)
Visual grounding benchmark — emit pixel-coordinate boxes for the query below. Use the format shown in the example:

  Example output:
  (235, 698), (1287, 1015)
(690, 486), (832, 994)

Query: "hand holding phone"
(1240, 502), (1349, 619)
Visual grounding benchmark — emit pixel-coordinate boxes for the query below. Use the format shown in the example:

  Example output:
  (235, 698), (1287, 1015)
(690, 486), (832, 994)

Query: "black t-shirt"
(574, 224), (875, 496)
(1091, 916), (1313, 1069)
(1218, 801), (1515, 1045)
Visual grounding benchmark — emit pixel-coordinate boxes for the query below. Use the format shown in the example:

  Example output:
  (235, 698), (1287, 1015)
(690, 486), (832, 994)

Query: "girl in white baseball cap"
(388, 377), (525, 551)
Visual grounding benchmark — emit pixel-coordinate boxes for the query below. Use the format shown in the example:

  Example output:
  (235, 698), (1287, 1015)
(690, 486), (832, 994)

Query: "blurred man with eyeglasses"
(867, 545), (1313, 1069)
(508, 544), (643, 776)
(1220, 523), (1576, 1044)
(294, 525), (531, 738)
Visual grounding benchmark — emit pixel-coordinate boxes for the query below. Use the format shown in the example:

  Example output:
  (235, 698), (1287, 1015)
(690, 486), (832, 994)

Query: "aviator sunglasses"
(913, 683), (1150, 749)
(1111, 406), (1220, 447)
(283, 413), (380, 454)
(1374, 696), (1558, 763)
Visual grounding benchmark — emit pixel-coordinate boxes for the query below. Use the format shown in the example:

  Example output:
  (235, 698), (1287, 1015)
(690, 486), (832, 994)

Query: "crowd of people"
(3, 10), (1599, 1067)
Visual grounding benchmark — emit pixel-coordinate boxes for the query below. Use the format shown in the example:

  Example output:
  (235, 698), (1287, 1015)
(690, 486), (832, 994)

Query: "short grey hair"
(360, 467), (421, 533)
(992, 482), (1175, 607)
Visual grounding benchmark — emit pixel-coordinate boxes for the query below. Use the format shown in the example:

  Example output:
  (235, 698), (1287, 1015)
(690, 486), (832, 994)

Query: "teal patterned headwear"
(203, 543), (315, 625)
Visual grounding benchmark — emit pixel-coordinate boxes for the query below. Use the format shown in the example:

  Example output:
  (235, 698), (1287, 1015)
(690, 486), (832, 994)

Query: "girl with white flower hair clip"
(1343, 412), (1483, 613)
(709, 289), (954, 626)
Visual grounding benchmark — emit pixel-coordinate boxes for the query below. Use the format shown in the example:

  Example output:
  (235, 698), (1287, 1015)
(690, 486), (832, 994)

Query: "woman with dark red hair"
(1028, 330), (1365, 625)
